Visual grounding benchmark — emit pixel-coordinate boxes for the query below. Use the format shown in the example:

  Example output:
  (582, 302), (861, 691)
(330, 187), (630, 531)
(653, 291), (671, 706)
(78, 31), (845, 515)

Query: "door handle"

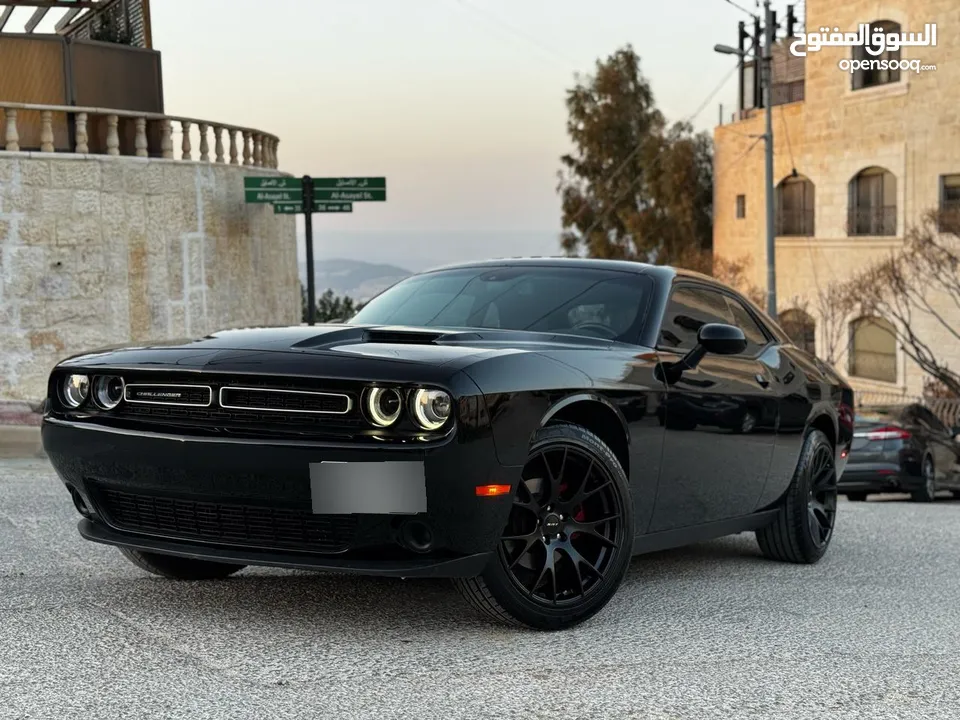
(755, 374), (770, 388)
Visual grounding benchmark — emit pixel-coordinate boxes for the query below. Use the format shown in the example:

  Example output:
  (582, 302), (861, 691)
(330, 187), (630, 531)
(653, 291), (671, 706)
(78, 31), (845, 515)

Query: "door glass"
(724, 296), (769, 354)
(658, 286), (733, 351)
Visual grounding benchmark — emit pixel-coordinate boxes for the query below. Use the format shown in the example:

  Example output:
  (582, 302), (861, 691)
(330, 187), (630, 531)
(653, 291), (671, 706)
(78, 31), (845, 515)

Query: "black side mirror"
(658, 323), (747, 385)
(698, 323), (748, 356)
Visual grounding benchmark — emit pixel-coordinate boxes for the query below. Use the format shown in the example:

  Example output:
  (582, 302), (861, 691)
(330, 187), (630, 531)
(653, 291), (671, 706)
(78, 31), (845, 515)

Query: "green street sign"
(245, 189), (302, 203)
(244, 177), (302, 190)
(313, 189), (386, 202)
(274, 202), (353, 214)
(313, 177), (386, 190)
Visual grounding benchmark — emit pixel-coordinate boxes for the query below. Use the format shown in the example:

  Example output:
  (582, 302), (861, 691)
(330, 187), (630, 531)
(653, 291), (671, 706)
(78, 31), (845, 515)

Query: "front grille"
(93, 487), (359, 552)
(125, 384), (212, 407)
(220, 386), (351, 414)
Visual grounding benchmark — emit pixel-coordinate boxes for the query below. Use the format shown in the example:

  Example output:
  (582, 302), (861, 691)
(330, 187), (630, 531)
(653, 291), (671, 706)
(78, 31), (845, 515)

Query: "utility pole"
(763, 0), (777, 320)
(716, 3), (778, 319)
(762, 0), (777, 319)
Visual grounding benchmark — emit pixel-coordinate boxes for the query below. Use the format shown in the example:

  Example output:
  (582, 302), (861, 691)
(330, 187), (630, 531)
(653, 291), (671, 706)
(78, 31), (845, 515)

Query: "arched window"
(849, 316), (897, 383)
(853, 21), (902, 90)
(779, 309), (816, 355)
(849, 167), (897, 236)
(776, 175), (815, 236)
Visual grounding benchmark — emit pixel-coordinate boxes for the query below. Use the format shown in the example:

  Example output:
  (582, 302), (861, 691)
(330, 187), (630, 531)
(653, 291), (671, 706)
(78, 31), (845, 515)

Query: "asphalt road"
(2, 457), (959, 720)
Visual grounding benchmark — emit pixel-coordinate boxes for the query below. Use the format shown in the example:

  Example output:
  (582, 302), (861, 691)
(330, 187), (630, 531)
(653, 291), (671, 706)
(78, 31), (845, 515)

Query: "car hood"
(55, 324), (623, 383)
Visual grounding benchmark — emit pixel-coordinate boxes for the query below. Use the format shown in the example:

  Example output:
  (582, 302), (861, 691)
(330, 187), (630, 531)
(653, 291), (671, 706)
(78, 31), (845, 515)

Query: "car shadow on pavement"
(87, 534), (771, 633)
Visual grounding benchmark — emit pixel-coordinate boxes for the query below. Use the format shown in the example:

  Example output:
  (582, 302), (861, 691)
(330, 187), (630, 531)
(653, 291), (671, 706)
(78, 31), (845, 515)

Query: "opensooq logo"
(789, 23), (937, 58)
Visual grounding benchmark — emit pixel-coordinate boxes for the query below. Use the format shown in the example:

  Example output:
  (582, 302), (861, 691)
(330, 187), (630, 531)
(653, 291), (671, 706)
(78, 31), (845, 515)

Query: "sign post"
(244, 175), (387, 326)
(302, 176), (316, 325)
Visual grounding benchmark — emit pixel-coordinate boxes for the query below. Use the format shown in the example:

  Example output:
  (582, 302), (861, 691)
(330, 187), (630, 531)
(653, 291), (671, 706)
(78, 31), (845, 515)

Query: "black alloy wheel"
(912, 456), (937, 503)
(455, 423), (634, 630)
(756, 428), (838, 564)
(805, 443), (838, 550)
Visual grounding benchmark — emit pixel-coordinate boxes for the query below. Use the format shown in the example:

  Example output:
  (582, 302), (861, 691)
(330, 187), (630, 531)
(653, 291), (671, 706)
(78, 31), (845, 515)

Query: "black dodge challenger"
(42, 258), (854, 630)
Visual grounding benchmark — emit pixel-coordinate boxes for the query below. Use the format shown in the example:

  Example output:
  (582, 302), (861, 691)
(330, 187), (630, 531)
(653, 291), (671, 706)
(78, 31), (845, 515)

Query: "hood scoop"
(289, 325), (481, 350)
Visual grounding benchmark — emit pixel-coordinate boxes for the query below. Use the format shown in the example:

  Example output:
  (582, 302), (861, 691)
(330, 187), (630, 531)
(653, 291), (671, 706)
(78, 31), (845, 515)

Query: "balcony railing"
(776, 208), (814, 236)
(0, 102), (279, 168)
(848, 206), (897, 237)
(771, 80), (805, 107)
(939, 201), (960, 234)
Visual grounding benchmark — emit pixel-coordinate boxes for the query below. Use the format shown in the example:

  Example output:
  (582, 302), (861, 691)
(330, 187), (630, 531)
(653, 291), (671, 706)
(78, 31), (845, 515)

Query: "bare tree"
(845, 211), (960, 397)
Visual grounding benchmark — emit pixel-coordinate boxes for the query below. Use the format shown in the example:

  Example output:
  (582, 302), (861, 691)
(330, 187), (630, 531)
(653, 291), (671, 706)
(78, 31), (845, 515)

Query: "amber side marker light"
(476, 484), (511, 497)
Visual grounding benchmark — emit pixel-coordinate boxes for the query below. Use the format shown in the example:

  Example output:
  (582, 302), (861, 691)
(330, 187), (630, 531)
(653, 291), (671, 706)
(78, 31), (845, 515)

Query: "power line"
(720, 0), (758, 20)
(447, 0), (579, 68)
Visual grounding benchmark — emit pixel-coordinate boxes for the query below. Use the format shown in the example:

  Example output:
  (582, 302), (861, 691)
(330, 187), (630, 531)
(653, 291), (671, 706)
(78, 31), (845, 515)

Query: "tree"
(844, 211), (960, 397)
(556, 45), (761, 304)
(557, 45), (712, 265)
(301, 285), (366, 323)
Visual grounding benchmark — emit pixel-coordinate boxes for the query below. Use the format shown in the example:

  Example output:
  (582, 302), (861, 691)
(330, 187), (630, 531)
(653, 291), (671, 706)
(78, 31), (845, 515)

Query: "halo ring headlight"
(62, 374), (90, 408)
(366, 387), (403, 427)
(93, 375), (125, 410)
(411, 389), (452, 431)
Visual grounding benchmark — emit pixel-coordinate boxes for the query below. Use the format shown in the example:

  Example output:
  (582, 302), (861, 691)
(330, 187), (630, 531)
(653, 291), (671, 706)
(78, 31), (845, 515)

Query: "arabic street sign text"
(313, 189), (386, 202)
(274, 202), (353, 214)
(243, 177), (302, 190)
(312, 177), (386, 190)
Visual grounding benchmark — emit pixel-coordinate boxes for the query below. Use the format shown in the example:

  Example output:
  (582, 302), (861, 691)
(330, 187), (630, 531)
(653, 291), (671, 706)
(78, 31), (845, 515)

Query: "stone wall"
(713, 0), (960, 397)
(0, 154), (300, 402)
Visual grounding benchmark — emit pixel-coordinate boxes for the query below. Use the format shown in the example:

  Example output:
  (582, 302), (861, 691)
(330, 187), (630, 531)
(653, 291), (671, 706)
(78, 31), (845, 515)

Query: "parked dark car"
(41, 259), (854, 630)
(840, 403), (960, 502)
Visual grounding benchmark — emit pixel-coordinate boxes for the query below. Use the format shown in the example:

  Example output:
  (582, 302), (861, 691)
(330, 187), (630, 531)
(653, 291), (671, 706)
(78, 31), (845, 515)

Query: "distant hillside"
(298, 258), (411, 302)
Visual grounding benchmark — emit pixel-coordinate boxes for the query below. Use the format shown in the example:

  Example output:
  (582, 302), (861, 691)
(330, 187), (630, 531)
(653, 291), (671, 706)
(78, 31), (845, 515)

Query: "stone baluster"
(253, 134), (262, 167)
(181, 120), (192, 160)
(242, 131), (252, 166)
(160, 119), (173, 159)
(214, 126), (225, 163)
(271, 138), (279, 168)
(228, 129), (239, 165)
(106, 115), (120, 156)
(40, 110), (54, 152)
(75, 112), (89, 153)
(135, 117), (149, 157)
(266, 138), (275, 168)
(198, 122), (209, 162)
(4, 108), (19, 152)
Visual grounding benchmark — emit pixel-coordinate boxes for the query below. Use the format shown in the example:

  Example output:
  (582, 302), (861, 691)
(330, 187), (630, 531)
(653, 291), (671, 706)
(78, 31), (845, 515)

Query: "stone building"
(0, 0), (298, 404)
(713, 0), (960, 398)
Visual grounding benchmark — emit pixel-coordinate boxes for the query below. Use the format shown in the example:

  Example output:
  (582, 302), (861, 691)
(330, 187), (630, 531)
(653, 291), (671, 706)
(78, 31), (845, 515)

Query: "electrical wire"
(721, 0), (758, 20)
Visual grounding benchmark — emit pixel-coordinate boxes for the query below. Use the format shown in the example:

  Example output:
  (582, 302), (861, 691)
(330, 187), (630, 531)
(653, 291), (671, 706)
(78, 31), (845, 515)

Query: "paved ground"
(1, 457), (958, 720)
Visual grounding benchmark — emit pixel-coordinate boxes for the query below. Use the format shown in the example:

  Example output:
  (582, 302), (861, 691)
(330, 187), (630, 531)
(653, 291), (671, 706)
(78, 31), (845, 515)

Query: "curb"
(0, 426), (45, 460)
(0, 401), (43, 427)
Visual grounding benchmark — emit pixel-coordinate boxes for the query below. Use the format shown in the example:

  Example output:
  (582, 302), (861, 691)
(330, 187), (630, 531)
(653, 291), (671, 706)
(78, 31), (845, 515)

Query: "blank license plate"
(309, 461), (427, 514)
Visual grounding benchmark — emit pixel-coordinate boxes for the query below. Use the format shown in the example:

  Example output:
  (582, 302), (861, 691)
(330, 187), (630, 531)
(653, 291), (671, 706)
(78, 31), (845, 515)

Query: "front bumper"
(43, 418), (520, 577)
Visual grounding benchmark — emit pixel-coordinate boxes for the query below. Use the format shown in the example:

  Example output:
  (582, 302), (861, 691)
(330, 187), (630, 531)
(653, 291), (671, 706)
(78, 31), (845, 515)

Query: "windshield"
(348, 266), (652, 343)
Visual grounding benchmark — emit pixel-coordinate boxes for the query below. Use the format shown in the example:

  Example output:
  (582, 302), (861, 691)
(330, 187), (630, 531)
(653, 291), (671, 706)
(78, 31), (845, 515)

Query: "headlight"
(410, 389), (452, 431)
(93, 375), (125, 410)
(366, 387), (402, 427)
(62, 374), (89, 408)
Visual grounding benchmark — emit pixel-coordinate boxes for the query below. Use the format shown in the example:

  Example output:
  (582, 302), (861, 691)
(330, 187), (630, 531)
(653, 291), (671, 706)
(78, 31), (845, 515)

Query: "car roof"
(419, 256), (715, 284)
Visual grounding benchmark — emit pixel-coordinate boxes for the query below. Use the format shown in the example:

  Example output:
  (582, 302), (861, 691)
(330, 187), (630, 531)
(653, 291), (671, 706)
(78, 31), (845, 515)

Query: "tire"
(911, 455), (937, 503)
(454, 422), (634, 630)
(845, 492), (867, 502)
(756, 428), (838, 564)
(118, 548), (246, 580)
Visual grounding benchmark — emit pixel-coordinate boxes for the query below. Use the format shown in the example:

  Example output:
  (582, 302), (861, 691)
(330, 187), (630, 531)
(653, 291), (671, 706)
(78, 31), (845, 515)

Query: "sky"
(146, 1), (789, 270)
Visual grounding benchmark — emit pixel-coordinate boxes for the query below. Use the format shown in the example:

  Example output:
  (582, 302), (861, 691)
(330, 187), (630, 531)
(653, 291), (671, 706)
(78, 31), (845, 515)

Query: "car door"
(911, 406), (960, 484)
(650, 282), (778, 532)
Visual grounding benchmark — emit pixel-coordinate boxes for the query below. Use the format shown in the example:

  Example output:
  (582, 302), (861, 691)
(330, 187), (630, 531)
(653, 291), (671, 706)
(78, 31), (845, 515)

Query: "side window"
(724, 296), (770, 354)
(658, 286), (733, 351)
